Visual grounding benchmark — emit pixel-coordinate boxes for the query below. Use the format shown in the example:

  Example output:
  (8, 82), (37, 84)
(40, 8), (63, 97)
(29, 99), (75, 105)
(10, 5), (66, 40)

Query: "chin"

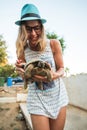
(31, 41), (38, 46)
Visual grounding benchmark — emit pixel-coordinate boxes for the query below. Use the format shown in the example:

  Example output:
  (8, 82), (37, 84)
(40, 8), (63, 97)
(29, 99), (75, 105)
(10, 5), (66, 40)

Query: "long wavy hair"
(16, 21), (47, 60)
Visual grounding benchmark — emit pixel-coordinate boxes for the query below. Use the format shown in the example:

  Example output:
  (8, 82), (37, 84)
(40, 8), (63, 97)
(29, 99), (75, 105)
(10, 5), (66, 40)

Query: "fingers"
(18, 71), (24, 77)
(15, 59), (26, 68)
(15, 67), (25, 73)
(15, 59), (26, 79)
(33, 75), (48, 82)
(15, 67), (25, 78)
(15, 63), (25, 68)
(16, 59), (22, 64)
(15, 59), (26, 73)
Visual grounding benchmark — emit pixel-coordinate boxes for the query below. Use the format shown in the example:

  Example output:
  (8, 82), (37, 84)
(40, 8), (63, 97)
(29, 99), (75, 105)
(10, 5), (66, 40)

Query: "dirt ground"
(0, 103), (29, 130)
(0, 85), (29, 130)
(0, 85), (28, 97)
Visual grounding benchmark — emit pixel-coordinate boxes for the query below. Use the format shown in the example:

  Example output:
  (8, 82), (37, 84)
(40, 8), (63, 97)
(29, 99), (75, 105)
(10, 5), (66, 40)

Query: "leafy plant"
(46, 31), (66, 53)
(0, 64), (18, 81)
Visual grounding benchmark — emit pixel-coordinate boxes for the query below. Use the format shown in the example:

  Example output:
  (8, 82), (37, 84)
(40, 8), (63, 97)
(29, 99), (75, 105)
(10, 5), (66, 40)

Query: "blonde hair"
(16, 23), (47, 60)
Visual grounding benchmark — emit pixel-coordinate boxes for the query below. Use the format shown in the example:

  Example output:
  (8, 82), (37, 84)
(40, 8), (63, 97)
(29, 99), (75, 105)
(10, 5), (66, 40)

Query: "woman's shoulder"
(46, 38), (60, 45)
(50, 39), (61, 51)
(50, 39), (60, 45)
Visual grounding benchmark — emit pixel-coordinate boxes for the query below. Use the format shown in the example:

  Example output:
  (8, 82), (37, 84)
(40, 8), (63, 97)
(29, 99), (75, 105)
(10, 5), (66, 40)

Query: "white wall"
(63, 74), (87, 110)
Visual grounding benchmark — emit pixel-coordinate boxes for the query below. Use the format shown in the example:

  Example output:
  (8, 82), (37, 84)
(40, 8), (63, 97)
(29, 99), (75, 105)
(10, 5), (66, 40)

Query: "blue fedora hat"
(15, 4), (47, 25)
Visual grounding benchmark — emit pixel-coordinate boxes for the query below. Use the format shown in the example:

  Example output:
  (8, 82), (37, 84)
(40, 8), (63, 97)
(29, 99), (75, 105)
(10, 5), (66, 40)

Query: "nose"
(31, 29), (36, 35)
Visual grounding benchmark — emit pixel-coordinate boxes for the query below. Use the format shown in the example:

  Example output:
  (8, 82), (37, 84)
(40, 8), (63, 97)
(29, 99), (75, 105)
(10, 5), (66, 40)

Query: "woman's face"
(25, 20), (42, 45)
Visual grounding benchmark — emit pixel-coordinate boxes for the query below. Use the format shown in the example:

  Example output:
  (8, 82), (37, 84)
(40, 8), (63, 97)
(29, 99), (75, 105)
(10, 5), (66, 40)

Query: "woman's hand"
(51, 67), (64, 80)
(32, 68), (59, 82)
(32, 67), (64, 82)
(15, 59), (26, 79)
(32, 75), (49, 82)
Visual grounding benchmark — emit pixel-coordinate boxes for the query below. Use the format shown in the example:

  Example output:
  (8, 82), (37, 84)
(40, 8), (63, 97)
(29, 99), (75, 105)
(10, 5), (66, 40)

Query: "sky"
(0, 0), (87, 75)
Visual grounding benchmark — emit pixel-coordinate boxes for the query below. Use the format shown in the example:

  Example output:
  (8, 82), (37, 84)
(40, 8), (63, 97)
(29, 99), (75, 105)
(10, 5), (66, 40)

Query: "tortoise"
(23, 59), (52, 90)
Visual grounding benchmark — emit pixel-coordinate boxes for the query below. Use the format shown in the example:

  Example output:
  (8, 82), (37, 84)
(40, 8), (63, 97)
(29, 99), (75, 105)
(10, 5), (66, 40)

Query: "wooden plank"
(17, 93), (27, 102)
(0, 97), (16, 103)
(20, 103), (32, 130)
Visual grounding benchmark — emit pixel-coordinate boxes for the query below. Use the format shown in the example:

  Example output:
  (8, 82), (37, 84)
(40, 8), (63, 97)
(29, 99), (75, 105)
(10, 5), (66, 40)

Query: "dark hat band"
(21, 13), (41, 19)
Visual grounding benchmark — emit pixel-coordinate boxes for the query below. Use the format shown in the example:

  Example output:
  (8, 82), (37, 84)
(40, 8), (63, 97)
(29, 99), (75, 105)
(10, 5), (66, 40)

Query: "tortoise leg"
(46, 69), (52, 82)
(24, 79), (28, 89)
(39, 81), (44, 90)
(35, 81), (43, 90)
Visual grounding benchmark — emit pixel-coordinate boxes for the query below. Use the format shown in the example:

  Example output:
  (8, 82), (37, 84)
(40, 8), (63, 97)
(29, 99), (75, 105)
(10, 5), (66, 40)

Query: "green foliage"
(0, 35), (19, 80)
(46, 31), (66, 53)
(46, 32), (58, 39)
(59, 37), (66, 53)
(0, 64), (18, 81)
(0, 35), (8, 64)
(65, 67), (70, 76)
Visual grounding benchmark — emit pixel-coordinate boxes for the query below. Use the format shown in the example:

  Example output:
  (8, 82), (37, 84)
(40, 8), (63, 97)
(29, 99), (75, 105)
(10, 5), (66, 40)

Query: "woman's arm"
(34, 39), (65, 82)
(15, 59), (26, 79)
(50, 39), (64, 80)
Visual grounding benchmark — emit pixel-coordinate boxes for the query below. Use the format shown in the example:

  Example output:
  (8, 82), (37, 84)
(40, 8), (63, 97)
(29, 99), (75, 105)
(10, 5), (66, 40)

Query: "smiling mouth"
(30, 36), (39, 41)
(29, 38), (38, 45)
(32, 38), (37, 40)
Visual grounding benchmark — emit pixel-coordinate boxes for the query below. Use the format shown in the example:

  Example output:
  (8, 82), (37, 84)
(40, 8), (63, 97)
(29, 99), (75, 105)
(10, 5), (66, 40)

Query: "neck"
(27, 41), (40, 51)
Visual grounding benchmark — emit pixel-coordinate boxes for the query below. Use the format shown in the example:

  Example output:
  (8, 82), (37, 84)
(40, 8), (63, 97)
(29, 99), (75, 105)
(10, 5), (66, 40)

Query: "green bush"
(0, 64), (18, 82)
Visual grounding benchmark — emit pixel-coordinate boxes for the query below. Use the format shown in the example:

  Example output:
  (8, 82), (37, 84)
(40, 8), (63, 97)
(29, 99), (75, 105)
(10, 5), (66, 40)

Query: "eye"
(25, 25), (42, 32)
(34, 26), (41, 31)
(26, 26), (32, 31)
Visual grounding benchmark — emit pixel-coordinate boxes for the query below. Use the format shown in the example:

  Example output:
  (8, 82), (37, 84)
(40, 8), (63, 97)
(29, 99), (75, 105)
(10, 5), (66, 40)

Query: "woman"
(15, 3), (69, 130)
